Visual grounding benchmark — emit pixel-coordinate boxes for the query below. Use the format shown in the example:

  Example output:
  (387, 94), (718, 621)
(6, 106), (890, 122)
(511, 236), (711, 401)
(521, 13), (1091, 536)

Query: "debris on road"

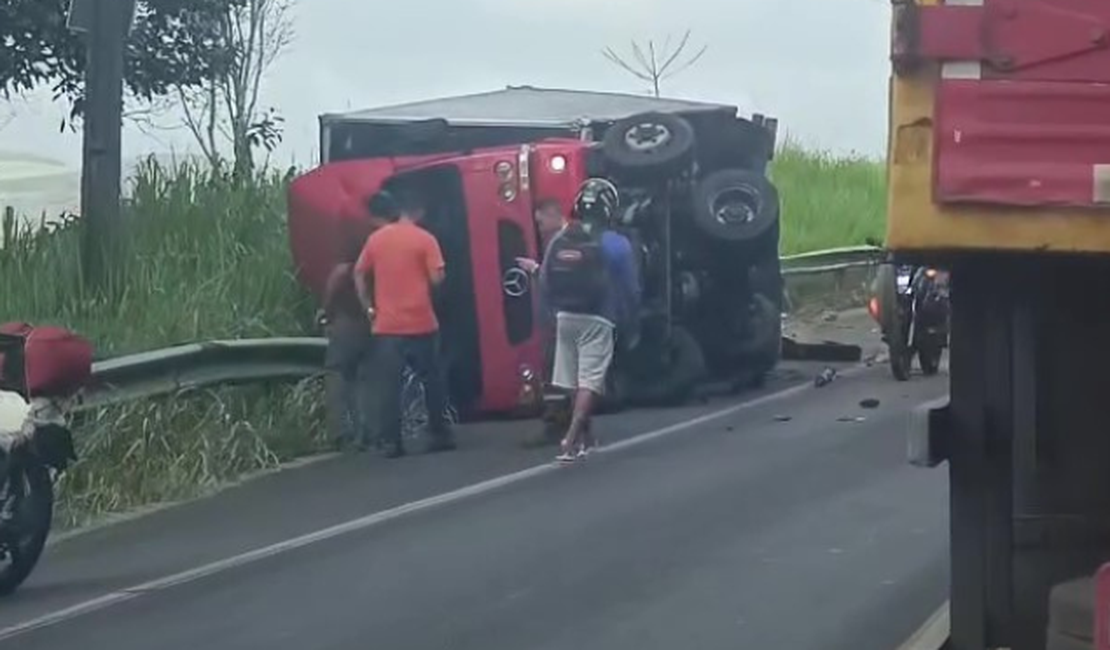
(773, 415), (793, 423)
(783, 337), (863, 363)
(814, 367), (838, 388)
(837, 416), (867, 423)
(859, 398), (881, 409)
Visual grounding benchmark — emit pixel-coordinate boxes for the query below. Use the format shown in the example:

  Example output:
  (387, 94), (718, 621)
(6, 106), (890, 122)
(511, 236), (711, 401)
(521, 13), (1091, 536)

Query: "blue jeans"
(372, 333), (452, 447)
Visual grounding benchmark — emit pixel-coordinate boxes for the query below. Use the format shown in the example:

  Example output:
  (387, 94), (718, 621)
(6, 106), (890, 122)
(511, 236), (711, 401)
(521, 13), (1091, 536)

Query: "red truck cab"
(289, 138), (593, 416)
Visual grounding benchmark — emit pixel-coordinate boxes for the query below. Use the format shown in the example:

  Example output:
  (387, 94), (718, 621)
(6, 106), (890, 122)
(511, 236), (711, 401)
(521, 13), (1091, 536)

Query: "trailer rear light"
(549, 155), (567, 172)
(868, 297), (881, 322)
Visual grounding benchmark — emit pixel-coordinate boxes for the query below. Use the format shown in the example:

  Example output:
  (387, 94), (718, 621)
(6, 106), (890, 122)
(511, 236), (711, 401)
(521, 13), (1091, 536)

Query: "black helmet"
(573, 178), (619, 226)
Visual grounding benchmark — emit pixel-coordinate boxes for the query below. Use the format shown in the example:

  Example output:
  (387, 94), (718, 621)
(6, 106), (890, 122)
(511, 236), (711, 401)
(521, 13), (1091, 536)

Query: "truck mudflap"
(907, 396), (951, 468)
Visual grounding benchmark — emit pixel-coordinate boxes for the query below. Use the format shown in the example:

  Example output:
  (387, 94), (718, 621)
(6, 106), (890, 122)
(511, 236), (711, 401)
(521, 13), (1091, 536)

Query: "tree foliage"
(0, 0), (236, 117)
(174, 0), (292, 177)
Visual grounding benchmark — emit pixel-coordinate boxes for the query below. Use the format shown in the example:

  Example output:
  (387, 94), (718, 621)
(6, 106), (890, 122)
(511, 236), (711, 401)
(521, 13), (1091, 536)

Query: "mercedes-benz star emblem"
(502, 267), (530, 297)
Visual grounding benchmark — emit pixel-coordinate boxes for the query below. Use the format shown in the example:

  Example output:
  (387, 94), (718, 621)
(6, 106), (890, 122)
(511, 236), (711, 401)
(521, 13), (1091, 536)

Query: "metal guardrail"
(780, 245), (885, 276)
(80, 338), (326, 410)
(74, 247), (886, 408)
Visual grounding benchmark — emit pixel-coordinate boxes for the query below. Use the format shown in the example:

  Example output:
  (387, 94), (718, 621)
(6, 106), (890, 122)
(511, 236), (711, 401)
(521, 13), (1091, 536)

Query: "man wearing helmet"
(531, 178), (641, 462)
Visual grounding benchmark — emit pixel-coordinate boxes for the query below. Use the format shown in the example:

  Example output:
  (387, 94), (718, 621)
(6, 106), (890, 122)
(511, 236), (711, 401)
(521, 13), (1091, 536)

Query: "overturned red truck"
(287, 87), (783, 417)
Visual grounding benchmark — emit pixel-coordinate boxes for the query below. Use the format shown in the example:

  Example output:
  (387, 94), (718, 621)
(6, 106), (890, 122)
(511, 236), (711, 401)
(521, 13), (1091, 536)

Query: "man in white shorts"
(538, 179), (640, 462)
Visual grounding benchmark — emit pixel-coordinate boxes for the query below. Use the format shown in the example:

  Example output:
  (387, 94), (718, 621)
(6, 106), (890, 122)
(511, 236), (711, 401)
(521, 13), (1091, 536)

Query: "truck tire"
(874, 263), (899, 335)
(890, 345), (913, 382)
(691, 169), (779, 243)
(624, 325), (707, 406)
(660, 325), (707, 404)
(601, 112), (695, 177)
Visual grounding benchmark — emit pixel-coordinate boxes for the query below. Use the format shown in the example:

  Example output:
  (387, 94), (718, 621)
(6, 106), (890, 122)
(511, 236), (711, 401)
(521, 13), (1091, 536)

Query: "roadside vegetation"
(2, 144), (886, 528)
(772, 143), (886, 256)
(1, 160), (327, 528)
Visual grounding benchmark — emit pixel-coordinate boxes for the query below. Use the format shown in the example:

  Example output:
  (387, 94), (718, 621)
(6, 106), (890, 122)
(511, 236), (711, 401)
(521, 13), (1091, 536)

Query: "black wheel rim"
(623, 122), (673, 152)
(710, 186), (762, 227)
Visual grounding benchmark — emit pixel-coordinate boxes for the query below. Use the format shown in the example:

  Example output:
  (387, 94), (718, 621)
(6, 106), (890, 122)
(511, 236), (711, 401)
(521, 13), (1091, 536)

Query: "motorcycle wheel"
(918, 345), (943, 376)
(890, 346), (913, 382)
(0, 463), (53, 596)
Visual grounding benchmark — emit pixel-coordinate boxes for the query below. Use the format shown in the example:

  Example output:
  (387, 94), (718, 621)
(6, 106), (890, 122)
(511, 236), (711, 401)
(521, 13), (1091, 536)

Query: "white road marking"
(896, 602), (949, 650)
(0, 368), (867, 641)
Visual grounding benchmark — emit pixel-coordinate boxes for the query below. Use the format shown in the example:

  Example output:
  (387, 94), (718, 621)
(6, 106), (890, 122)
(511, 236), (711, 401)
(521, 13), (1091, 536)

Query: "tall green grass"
(771, 143), (886, 255)
(1, 160), (324, 527)
(0, 159), (313, 357)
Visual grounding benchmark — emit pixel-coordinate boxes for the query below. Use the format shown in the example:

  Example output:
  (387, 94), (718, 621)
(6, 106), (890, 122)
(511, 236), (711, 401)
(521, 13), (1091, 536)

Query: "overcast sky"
(0, 0), (893, 167)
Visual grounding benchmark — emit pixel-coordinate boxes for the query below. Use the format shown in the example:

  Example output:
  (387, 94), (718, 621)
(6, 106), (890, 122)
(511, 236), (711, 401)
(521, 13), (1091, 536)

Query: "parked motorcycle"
(870, 263), (950, 381)
(0, 328), (87, 596)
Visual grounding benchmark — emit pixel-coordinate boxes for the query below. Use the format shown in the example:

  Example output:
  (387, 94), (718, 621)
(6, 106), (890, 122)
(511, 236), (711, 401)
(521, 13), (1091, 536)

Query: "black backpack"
(545, 223), (608, 314)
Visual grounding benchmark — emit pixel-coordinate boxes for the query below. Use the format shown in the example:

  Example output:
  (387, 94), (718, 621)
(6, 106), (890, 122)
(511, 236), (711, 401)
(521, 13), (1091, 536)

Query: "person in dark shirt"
(321, 242), (375, 449)
(534, 179), (641, 461)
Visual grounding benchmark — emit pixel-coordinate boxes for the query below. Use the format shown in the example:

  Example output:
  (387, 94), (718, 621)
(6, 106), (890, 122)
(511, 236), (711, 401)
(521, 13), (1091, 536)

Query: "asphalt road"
(0, 361), (950, 650)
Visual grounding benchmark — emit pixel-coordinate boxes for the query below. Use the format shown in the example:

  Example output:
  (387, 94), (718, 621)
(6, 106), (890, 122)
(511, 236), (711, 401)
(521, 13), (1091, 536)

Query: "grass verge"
(58, 378), (329, 530)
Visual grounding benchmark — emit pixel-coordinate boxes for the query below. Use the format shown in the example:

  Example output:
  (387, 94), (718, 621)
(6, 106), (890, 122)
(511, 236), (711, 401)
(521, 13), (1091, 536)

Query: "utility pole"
(68, 0), (135, 292)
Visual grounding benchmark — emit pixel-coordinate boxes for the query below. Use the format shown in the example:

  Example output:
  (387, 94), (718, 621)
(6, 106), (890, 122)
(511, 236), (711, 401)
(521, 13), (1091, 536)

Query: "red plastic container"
(0, 322), (93, 398)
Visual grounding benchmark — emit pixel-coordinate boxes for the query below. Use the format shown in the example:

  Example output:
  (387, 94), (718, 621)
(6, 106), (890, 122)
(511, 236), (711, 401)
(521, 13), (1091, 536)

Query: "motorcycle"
(0, 330), (82, 596)
(870, 263), (950, 381)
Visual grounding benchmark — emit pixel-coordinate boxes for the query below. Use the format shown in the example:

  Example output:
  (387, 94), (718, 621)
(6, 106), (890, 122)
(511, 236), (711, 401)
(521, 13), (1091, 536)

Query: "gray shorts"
(551, 313), (615, 395)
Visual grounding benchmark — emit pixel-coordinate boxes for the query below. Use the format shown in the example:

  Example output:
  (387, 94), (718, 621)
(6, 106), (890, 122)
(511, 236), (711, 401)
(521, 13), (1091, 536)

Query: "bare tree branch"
(601, 30), (708, 97)
(151, 0), (294, 177)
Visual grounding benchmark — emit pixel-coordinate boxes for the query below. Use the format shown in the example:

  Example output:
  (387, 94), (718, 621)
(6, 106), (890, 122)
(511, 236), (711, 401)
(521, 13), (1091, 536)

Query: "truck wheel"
(873, 263), (899, 334)
(601, 112), (696, 176)
(657, 326), (706, 404)
(737, 293), (783, 362)
(623, 326), (707, 406)
(691, 169), (779, 243)
(890, 346), (913, 381)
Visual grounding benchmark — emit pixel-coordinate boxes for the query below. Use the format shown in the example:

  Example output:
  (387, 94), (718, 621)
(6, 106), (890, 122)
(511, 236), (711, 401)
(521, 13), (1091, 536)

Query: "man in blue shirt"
(532, 178), (641, 462)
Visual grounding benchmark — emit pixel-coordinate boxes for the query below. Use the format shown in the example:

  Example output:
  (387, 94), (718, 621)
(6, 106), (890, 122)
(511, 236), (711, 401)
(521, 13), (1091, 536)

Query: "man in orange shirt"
(355, 183), (456, 458)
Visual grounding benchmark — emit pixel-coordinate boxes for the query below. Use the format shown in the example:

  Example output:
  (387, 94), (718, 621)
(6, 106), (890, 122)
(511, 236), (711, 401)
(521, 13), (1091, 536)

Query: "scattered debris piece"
(773, 415), (792, 423)
(859, 398), (881, 409)
(837, 416), (867, 423)
(822, 311), (840, 323)
(814, 367), (838, 388)
(783, 338), (863, 363)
